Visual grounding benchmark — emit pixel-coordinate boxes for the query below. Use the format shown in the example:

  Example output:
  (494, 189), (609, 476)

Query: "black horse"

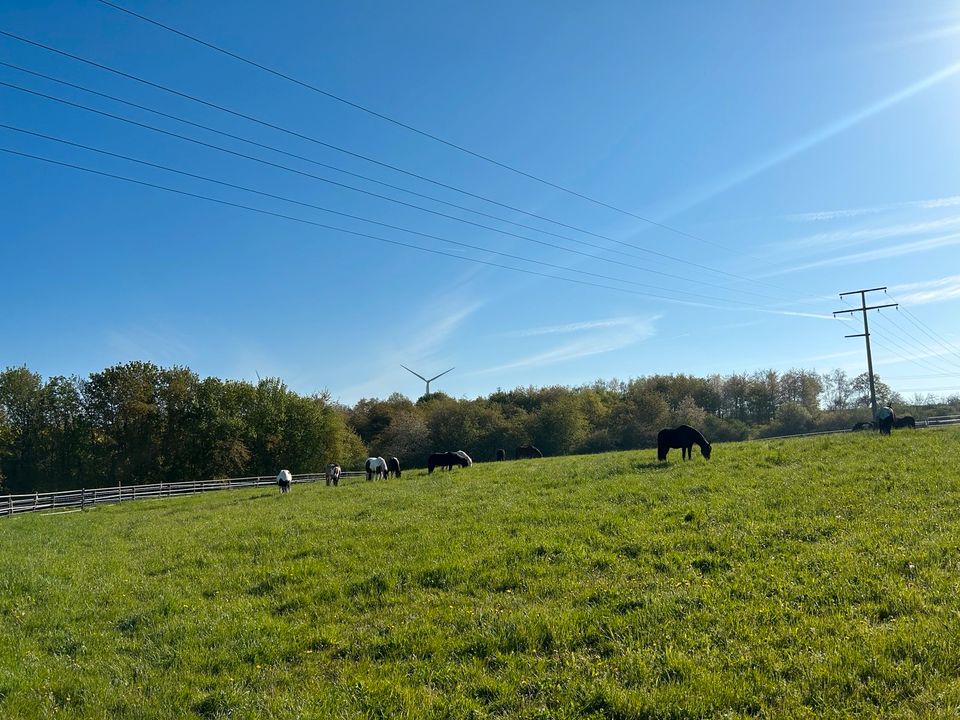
(387, 456), (402, 478)
(893, 415), (916, 429)
(877, 406), (895, 436)
(657, 425), (711, 461)
(427, 451), (471, 473)
(852, 421), (874, 431)
(515, 444), (543, 460)
(495, 448), (506, 461)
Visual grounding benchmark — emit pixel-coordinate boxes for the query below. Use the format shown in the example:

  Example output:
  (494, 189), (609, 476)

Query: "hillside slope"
(2, 429), (959, 719)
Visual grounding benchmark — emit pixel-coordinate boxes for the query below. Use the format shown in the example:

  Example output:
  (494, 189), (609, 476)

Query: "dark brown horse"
(515, 444), (543, 460)
(495, 448), (506, 461)
(893, 415), (916, 429)
(657, 425), (711, 461)
(386, 456), (401, 478)
(427, 451), (471, 473)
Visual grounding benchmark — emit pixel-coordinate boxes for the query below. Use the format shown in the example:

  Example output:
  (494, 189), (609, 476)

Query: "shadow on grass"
(633, 461), (670, 471)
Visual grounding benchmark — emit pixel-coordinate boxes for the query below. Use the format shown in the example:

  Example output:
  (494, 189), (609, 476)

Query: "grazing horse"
(326, 463), (341, 486)
(657, 425), (711, 461)
(365, 456), (388, 480)
(386, 456), (402, 478)
(276, 468), (293, 493)
(852, 421), (874, 432)
(495, 448), (506, 461)
(515, 444), (543, 460)
(894, 415), (916, 429)
(427, 451), (471, 473)
(877, 406), (895, 436)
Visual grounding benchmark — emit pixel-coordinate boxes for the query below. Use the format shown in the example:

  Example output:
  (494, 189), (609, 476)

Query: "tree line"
(1, 362), (955, 493)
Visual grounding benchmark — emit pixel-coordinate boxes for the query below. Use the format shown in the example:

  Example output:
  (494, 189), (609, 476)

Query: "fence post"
(118, 482), (122, 504)
(81, 489), (86, 510)
(6, 495), (11, 516)
(34, 492), (38, 510)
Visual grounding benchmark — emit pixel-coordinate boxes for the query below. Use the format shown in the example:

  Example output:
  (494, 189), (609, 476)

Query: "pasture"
(1, 428), (960, 719)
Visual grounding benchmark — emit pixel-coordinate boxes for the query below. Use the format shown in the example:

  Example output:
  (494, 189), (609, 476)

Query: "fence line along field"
(1, 428), (959, 718)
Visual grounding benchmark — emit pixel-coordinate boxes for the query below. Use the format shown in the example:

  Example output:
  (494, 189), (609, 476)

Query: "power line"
(94, 0), (760, 259)
(869, 333), (959, 378)
(888, 299), (960, 365)
(0, 29), (780, 289)
(0, 123), (779, 307)
(0, 73), (783, 302)
(1, 144), (788, 312)
(875, 308), (960, 373)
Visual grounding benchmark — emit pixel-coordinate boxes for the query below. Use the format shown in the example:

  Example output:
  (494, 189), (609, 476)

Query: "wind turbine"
(400, 364), (455, 397)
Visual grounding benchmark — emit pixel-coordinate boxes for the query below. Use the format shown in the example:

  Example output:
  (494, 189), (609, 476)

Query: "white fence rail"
(1, 470), (367, 519)
(925, 414), (960, 427)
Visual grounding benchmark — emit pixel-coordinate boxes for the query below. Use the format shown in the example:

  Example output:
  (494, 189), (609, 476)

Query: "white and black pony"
(365, 456), (388, 480)
(515, 444), (543, 460)
(657, 425), (711, 461)
(427, 451), (472, 473)
(326, 463), (341, 486)
(386, 456), (402, 478)
(276, 468), (293, 493)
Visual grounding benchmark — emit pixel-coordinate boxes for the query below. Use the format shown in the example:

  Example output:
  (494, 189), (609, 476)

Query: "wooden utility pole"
(833, 287), (897, 418)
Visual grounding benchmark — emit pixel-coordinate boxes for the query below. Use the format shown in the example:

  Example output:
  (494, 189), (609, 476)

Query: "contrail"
(671, 60), (960, 214)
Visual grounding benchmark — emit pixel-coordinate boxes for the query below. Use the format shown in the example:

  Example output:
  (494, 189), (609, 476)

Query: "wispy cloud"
(502, 316), (639, 337)
(776, 215), (960, 251)
(889, 274), (960, 305)
(338, 290), (484, 400)
(668, 61), (960, 214)
(786, 195), (960, 223)
(477, 315), (659, 374)
(765, 232), (960, 276)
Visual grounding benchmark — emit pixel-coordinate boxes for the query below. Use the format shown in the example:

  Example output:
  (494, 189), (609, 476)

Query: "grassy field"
(1, 428), (960, 719)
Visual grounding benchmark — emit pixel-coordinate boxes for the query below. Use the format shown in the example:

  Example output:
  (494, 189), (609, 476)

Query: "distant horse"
(427, 451), (471, 473)
(515, 444), (543, 460)
(852, 421), (874, 432)
(365, 456), (388, 480)
(496, 449), (506, 461)
(877, 406), (895, 436)
(387, 456), (402, 478)
(326, 463), (341, 487)
(657, 425), (711, 461)
(893, 415), (916, 429)
(277, 468), (293, 493)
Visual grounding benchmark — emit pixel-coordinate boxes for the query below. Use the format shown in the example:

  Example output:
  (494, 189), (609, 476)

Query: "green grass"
(2, 428), (960, 719)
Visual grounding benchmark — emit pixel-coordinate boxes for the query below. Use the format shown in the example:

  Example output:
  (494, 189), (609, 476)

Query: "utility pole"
(833, 287), (897, 418)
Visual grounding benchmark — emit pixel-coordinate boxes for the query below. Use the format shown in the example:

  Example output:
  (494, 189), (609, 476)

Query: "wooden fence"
(0, 470), (366, 518)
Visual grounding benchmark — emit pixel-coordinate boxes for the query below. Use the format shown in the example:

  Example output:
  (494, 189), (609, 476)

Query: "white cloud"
(765, 231), (960, 276)
(785, 195), (960, 223)
(502, 316), (639, 337)
(663, 61), (960, 215)
(775, 215), (960, 252)
(477, 315), (659, 374)
(889, 274), (960, 305)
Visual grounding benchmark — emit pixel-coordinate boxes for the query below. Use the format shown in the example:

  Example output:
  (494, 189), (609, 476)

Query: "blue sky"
(3, 0), (960, 403)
